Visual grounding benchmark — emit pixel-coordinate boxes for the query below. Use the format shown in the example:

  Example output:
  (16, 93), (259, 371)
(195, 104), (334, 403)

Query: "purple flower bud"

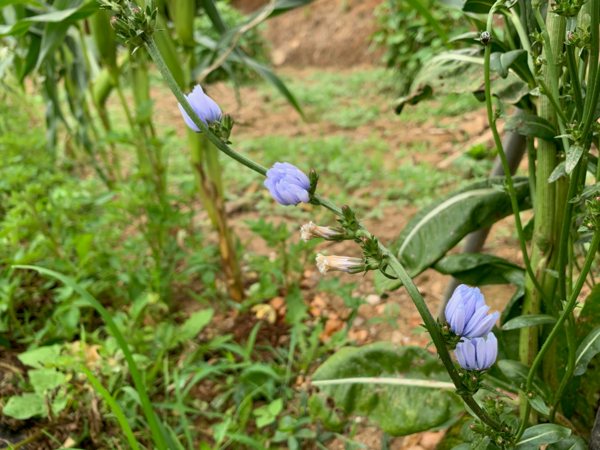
(264, 163), (310, 206)
(454, 333), (498, 371)
(445, 285), (499, 338)
(178, 85), (222, 132)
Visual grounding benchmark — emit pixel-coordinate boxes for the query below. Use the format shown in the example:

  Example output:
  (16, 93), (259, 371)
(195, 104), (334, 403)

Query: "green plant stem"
(527, 138), (536, 208)
(549, 314), (576, 421)
(483, 5), (551, 307)
(507, 10), (535, 76)
(515, 228), (600, 440)
(581, 0), (600, 142)
(533, 8), (569, 152)
(144, 37), (267, 176)
(566, 45), (584, 120)
(143, 34), (501, 431)
(537, 79), (569, 124)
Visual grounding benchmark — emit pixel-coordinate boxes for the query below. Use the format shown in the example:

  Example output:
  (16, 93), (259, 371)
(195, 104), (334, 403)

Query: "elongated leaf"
(81, 367), (141, 450)
(574, 325), (600, 376)
(547, 435), (586, 450)
(497, 360), (550, 400)
(503, 113), (556, 141)
(433, 253), (524, 287)
(36, 22), (70, 71)
(501, 314), (557, 331)
(404, 0), (448, 42)
(0, 2), (98, 37)
(548, 162), (566, 183)
(376, 177), (531, 293)
(19, 32), (41, 81)
(312, 344), (463, 436)
(462, 0), (494, 12)
(565, 144), (584, 175)
(516, 424), (571, 450)
(198, 0), (304, 117)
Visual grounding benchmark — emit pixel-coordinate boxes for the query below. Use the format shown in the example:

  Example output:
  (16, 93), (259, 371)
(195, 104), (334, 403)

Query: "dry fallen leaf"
(251, 304), (277, 324)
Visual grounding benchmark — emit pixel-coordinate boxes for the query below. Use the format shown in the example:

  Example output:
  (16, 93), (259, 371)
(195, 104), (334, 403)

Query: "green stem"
(527, 138), (536, 209)
(580, 0), (599, 141)
(566, 45), (584, 121)
(516, 229), (600, 440)
(144, 37), (267, 176)
(550, 314), (576, 421)
(143, 34), (501, 431)
(484, 5), (552, 306)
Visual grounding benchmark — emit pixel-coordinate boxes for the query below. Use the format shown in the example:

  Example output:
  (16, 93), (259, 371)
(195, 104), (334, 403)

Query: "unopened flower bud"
(300, 222), (343, 242)
(528, 392), (533, 398)
(315, 254), (365, 275)
(470, 424), (475, 430)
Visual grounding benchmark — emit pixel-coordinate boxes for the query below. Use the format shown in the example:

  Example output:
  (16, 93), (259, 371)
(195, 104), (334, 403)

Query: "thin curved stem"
(515, 229), (600, 440)
(143, 34), (501, 432)
(550, 314), (576, 422)
(483, 4), (552, 307)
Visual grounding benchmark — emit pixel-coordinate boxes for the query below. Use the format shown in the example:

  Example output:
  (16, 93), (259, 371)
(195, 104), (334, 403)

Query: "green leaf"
(528, 394), (550, 416)
(503, 114), (556, 141)
(490, 50), (526, 78)
(462, 0), (494, 13)
(433, 253), (525, 287)
(29, 368), (66, 395)
(0, 2), (98, 37)
(497, 360), (550, 400)
(404, 0), (448, 42)
(178, 309), (214, 343)
(376, 177), (531, 293)
(394, 85), (433, 114)
(311, 343), (463, 436)
(3, 393), (46, 419)
(574, 324), (600, 376)
(548, 162), (566, 183)
(565, 144), (584, 175)
(308, 394), (346, 432)
(547, 435), (587, 450)
(501, 314), (557, 331)
(18, 345), (62, 368)
(516, 424), (571, 450)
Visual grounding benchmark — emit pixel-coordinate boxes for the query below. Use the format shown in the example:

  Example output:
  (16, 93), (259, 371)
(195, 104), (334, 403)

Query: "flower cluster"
(446, 285), (498, 378)
(100, 0), (157, 47)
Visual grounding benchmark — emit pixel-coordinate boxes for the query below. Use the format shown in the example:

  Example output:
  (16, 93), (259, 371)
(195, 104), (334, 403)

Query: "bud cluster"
(99, 0), (157, 47)
(208, 114), (234, 144)
(551, 0), (586, 17)
(566, 27), (591, 48)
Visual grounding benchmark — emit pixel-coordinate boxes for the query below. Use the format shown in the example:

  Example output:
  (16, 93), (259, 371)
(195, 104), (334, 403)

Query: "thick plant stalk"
(190, 132), (244, 302)
(144, 35), (502, 429)
(518, 4), (565, 419)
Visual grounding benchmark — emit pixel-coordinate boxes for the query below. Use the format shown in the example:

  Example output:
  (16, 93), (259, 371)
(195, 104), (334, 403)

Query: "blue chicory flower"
(455, 332), (498, 371)
(445, 284), (499, 338)
(264, 163), (310, 206)
(178, 85), (222, 132)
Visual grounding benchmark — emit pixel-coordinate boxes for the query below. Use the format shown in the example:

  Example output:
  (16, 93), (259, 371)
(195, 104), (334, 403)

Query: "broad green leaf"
(433, 253), (524, 287)
(36, 22), (69, 71)
(497, 360), (550, 400)
(490, 50), (526, 79)
(516, 424), (571, 450)
(462, 0), (494, 13)
(376, 177), (531, 293)
(2, 393), (46, 419)
(503, 114), (556, 141)
(311, 343), (463, 436)
(547, 435), (587, 450)
(565, 144), (584, 175)
(528, 394), (550, 415)
(394, 85), (434, 114)
(501, 314), (557, 331)
(29, 368), (66, 395)
(18, 345), (62, 368)
(178, 309), (214, 343)
(574, 324), (600, 376)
